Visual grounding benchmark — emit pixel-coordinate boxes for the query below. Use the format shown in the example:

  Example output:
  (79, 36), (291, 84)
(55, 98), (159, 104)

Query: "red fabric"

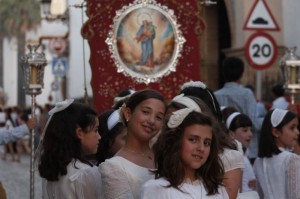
(82, 0), (205, 113)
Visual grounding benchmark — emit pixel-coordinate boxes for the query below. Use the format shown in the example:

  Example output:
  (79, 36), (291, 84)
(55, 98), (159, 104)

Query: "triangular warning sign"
(244, 0), (280, 31)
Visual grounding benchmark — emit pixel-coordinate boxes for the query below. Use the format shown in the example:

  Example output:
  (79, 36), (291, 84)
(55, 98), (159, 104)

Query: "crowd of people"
(0, 104), (52, 162)
(1, 56), (300, 199)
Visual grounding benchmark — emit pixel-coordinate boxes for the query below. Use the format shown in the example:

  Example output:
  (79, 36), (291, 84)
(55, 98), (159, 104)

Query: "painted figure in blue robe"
(135, 20), (156, 68)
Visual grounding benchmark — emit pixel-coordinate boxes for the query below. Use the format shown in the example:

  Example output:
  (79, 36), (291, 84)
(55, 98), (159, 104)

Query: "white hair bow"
(48, 99), (74, 116)
(168, 108), (199, 128)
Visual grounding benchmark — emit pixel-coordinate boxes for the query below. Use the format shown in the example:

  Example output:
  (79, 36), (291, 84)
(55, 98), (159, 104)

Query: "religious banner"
(82, 0), (205, 113)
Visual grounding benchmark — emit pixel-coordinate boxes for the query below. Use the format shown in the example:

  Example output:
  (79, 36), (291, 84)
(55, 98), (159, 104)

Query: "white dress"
(253, 151), (300, 199)
(219, 148), (260, 199)
(99, 156), (153, 199)
(242, 156), (256, 192)
(140, 178), (229, 199)
(42, 160), (102, 199)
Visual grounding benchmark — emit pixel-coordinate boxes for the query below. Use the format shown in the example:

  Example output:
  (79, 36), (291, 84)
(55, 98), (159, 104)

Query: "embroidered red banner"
(82, 0), (205, 113)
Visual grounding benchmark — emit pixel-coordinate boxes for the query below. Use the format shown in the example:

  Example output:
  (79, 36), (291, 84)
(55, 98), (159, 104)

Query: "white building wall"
(67, 0), (92, 100)
(3, 38), (17, 106)
(2, 0), (88, 107)
(282, 0), (300, 52)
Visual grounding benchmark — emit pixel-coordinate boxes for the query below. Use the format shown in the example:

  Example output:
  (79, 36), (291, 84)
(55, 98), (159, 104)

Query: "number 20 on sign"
(245, 32), (277, 70)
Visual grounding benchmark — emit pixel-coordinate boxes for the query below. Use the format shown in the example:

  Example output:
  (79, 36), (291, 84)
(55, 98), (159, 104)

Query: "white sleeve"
(220, 149), (245, 172)
(286, 154), (300, 199)
(99, 160), (134, 199)
(71, 166), (102, 199)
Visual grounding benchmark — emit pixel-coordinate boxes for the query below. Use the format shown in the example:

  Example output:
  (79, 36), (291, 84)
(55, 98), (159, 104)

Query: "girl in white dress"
(99, 89), (166, 199)
(222, 110), (257, 193)
(141, 108), (228, 199)
(38, 99), (102, 199)
(253, 108), (300, 199)
(179, 81), (246, 199)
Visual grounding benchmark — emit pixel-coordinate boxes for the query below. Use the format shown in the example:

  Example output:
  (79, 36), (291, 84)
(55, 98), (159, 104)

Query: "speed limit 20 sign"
(245, 32), (277, 70)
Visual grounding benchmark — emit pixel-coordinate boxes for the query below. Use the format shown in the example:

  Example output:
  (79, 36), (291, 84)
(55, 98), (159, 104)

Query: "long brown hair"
(153, 111), (224, 195)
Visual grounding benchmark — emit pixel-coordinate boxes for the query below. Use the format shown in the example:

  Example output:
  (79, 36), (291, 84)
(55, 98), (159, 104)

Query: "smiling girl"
(253, 108), (300, 199)
(100, 89), (166, 199)
(141, 108), (228, 199)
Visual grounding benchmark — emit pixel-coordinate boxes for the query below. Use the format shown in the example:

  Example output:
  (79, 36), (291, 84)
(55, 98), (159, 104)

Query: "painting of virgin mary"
(116, 7), (175, 75)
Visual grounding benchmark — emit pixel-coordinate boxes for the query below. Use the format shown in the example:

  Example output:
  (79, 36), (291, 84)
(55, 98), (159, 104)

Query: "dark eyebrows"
(141, 106), (165, 116)
(187, 134), (212, 140)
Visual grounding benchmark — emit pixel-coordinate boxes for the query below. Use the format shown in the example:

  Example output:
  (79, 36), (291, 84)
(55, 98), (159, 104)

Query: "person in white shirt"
(214, 57), (264, 162)
(179, 83), (245, 199)
(222, 110), (257, 193)
(0, 113), (36, 199)
(100, 89), (166, 199)
(38, 99), (102, 199)
(271, 84), (289, 110)
(141, 108), (228, 199)
(253, 109), (300, 199)
(0, 115), (36, 145)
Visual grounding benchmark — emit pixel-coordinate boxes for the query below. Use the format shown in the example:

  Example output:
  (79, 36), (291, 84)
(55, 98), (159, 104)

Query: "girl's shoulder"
(143, 178), (170, 188)
(219, 148), (245, 172)
(99, 156), (151, 177)
(141, 178), (171, 199)
(100, 156), (148, 169)
(281, 151), (300, 166)
(64, 160), (100, 185)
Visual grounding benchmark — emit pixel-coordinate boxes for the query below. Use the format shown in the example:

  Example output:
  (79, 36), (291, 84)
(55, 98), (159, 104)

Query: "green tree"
(0, 0), (40, 107)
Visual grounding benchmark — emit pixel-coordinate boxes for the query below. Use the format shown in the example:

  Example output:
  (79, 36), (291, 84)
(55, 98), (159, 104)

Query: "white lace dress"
(99, 156), (153, 199)
(42, 160), (102, 199)
(140, 178), (229, 199)
(253, 150), (300, 199)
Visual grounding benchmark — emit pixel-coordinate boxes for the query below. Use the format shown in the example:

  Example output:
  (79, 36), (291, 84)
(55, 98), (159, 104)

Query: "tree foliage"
(0, 0), (41, 38)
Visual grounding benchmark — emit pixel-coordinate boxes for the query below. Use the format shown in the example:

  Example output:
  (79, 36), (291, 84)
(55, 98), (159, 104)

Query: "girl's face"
(275, 117), (299, 149)
(78, 118), (101, 155)
(181, 124), (212, 181)
(126, 98), (165, 142)
(110, 128), (127, 155)
(231, 126), (253, 149)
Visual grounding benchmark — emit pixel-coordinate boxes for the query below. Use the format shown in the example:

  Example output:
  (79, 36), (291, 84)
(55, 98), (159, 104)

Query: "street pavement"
(0, 153), (42, 199)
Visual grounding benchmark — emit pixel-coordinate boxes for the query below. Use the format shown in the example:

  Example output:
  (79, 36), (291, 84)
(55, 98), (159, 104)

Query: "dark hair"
(39, 102), (98, 181)
(122, 89), (166, 125)
(222, 107), (252, 131)
(112, 98), (128, 110)
(271, 84), (285, 97)
(180, 87), (223, 123)
(96, 109), (125, 164)
(4, 107), (16, 127)
(222, 57), (244, 82)
(258, 109), (297, 158)
(112, 89), (135, 109)
(153, 111), (224, 195)
(229, 114), (252, 131)
(221, 106), (238, 122)
(245, 85), (255, 93)
(168, 96), (234, 151)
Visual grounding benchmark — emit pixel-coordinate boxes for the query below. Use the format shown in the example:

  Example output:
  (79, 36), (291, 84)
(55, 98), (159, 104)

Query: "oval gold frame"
(106, 0), (186, 84)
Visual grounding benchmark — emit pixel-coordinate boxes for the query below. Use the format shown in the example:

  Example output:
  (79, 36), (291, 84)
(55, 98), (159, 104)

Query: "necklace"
(124, 148), (153, 160)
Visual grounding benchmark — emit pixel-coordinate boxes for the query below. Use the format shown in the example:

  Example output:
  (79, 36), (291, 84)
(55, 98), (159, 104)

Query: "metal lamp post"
(22, 44), (47, 199)
(279, 47), (300, 104)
